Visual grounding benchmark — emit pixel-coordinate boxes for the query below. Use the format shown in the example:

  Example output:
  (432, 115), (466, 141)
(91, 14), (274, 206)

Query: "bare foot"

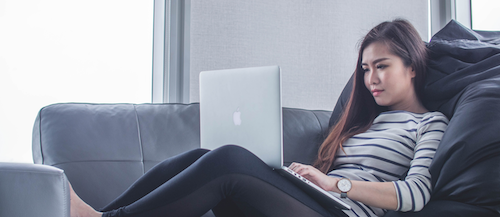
(69, 182), (103, 217)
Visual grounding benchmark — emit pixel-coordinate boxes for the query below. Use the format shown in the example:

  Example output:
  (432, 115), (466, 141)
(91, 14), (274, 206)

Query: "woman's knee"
(213, 144), (248, 154)
(202, 145), (265, 171)
(192, 148), (211, 156)
(211, 145), (255, 161)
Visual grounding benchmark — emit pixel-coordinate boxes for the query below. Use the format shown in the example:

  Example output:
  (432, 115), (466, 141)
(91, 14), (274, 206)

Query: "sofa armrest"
(0, 162), (70, 217)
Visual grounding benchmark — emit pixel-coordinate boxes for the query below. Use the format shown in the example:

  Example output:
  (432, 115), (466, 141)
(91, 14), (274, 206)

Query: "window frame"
(429, 0), (471, 38)
(152, 0), (191, 104)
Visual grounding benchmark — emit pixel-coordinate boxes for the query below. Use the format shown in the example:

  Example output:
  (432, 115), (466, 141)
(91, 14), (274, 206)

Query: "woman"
(70, 19), (448, 217)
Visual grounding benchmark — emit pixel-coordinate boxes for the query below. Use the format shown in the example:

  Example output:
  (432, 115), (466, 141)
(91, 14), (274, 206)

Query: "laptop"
(199, 65), (351, 210)
(199, 65), (283, 168)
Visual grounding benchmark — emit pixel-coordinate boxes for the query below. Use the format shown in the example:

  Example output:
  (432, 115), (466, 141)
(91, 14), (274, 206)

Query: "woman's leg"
(101, 145), (347, 217)
(210, 174), (336, 217)
(100, 148), (210, 211)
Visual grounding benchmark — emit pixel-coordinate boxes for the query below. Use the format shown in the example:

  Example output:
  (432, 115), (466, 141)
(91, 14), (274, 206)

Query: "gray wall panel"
(190, 0), (428, 110)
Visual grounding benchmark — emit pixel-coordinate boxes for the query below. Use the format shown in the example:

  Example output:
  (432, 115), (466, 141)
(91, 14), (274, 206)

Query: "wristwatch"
(337, 178), (352, 198)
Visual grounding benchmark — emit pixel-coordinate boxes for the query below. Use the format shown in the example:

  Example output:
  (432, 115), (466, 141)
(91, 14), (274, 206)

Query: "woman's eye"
(362, 68), (369, 72)
(376, 65), (387, 69)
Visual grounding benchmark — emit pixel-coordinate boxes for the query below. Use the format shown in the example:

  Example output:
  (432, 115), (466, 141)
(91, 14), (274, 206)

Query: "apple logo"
(233, 108), (242, 126)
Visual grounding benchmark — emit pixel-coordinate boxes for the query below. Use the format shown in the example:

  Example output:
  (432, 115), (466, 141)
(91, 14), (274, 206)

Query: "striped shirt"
(327, 110), (449, 217)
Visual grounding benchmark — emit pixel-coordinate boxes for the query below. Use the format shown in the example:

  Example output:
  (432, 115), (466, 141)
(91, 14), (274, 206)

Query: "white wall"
(189, 0), (429, 110)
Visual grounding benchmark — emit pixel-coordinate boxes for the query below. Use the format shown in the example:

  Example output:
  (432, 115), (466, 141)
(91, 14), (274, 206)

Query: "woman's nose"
(368, 71), (380, 84)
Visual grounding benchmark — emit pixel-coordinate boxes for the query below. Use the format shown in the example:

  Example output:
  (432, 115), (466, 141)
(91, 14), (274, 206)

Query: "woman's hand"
(289, 162), (339, 192)
(289, 162), (398, 210)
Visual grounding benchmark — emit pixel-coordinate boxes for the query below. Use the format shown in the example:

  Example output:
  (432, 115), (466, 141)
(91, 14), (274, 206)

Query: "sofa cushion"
(32, 103), (202, 209)
(134, 103), (201, 171)
(282, 108), (331, 166)
(420, 20), (500, 215)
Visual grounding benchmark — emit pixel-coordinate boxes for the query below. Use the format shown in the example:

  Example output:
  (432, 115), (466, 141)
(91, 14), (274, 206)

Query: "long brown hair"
(314, 19), (428, 173)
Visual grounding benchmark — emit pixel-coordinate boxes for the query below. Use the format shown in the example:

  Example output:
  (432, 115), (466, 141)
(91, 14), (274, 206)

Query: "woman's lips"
(371, 89), (383, 97)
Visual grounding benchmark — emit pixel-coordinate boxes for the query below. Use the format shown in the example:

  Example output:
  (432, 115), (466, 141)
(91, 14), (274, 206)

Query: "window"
(0, 0), (154, 162)
(471, 0), (500, 31)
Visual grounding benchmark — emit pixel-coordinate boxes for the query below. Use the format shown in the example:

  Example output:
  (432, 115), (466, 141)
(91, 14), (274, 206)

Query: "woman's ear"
(409, 65), (416, 78)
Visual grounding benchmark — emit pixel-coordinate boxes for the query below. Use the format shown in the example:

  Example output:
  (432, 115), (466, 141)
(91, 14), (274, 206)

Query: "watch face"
(338, 179), (352, 192)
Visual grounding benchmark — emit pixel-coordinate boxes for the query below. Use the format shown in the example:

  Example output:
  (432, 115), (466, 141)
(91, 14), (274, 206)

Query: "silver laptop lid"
(199, 66), (283, 168)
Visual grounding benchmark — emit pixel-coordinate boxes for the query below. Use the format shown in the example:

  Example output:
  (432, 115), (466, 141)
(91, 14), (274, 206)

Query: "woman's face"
(362, 42), (417, 111)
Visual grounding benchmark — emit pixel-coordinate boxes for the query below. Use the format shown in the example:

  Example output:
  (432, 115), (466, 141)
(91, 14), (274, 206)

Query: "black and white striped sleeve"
(392, 113), (448, 212)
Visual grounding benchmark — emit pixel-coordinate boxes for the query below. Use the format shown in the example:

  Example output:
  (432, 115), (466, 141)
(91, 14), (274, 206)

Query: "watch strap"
(340, 192), (348, 198)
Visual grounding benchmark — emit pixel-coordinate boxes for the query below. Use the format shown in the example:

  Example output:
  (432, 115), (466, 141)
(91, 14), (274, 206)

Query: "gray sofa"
(26, 103), (330, 217)
(0, 162), (70, 217)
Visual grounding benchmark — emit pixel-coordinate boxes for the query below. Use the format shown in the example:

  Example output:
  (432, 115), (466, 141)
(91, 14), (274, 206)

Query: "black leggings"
(100, 145), (347, 217)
